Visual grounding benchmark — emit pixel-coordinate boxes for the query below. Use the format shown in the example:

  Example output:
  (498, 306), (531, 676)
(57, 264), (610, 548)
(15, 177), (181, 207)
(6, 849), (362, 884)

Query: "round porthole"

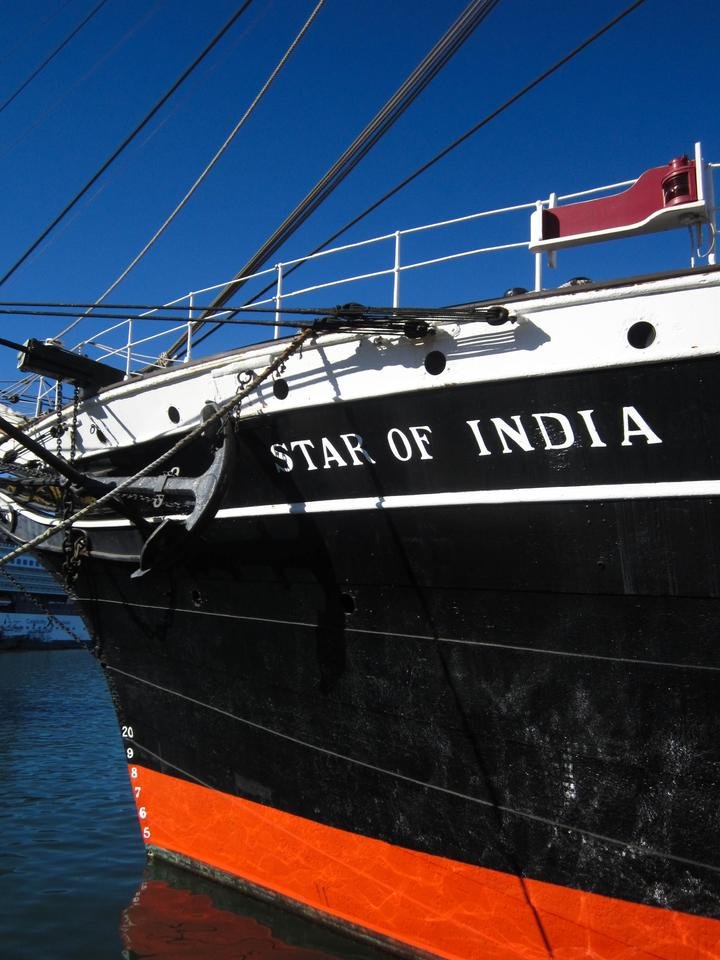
(627, 321), (656, 349)
(424, 350), (446, 376)
(167, 406), (180, 424)
(273, 378), (289, 400)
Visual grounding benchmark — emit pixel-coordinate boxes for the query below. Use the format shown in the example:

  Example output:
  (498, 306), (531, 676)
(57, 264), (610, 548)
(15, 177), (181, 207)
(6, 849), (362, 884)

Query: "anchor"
(0, 400), (235, 576)
(129, 402), (236, 577)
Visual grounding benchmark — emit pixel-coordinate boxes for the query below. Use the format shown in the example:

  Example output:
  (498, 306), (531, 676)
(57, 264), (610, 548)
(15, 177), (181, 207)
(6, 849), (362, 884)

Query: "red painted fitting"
(661, 155), (697, 207)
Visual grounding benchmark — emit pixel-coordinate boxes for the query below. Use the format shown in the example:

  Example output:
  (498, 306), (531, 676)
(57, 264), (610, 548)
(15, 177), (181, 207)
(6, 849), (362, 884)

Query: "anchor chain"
(118, 489), (191, 514)
(60, 385), (84, 587)
(51, 382), (66, 460)
(69, 386), (80, 463)
(61, 525), (89, 588)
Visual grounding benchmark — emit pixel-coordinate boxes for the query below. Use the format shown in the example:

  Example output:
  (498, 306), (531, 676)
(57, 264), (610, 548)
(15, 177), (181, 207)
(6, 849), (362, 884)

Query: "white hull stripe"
(2, 479), (720, 530)
(216, 479), (720, 519)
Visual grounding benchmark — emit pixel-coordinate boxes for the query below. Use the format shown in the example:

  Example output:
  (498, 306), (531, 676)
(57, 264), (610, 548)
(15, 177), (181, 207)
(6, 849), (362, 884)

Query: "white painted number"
(134, 786), (141, 798)
(126, 747), (134, 759)
(130, 767), (138, 779)
(143, 827), (151, 840)
(121, 725), (134, 739)
(138, 807), (147, 820)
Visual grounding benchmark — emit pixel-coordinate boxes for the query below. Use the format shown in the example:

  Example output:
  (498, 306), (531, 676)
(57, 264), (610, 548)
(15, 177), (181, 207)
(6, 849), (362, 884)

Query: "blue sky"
(0, 0), (717, 402)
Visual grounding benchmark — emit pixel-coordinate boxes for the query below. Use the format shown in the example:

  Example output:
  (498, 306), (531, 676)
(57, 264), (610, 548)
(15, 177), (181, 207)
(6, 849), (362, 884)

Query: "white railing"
(13, 156), (720, 416)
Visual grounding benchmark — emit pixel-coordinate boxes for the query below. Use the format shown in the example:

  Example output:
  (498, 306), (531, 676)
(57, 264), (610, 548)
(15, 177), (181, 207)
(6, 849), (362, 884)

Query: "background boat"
(0, 537), (88, 651)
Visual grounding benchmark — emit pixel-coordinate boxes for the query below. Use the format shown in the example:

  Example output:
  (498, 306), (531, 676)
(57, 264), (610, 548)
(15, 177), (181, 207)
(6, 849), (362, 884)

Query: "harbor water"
(0, 650), (393, 960)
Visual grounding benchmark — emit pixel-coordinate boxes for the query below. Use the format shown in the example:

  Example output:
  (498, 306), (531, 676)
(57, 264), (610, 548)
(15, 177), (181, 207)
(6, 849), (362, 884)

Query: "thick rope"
(0, 327), (313, 567)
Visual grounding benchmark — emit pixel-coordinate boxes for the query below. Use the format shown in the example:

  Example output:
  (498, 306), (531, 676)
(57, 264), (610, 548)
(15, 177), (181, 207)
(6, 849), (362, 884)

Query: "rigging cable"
(0, 301), (502, 326)
(307, 0), (648, 264)
(160, 0), (503, 361)
(0, 0), (647, 392)
(0, 1), (168, 163)
(50, 0), (327, 345)
(191, 0), (647, 352)
(0, 0), (111, 116)
(0, 0), (74, 68)
(0, 0), (257, 290)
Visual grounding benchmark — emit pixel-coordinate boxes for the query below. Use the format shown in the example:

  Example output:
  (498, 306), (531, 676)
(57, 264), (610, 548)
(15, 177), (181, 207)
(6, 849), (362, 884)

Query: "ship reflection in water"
(122, 860), (390, 960)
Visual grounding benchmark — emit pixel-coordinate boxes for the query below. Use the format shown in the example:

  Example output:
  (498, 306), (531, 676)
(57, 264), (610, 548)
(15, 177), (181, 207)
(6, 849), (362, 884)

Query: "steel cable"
(161, 0), (502, 360)
(192, 0), (647, 353)
(0, 0), (110, 116)
(0, 0), (256, 289)
(47, 0), (327, 346)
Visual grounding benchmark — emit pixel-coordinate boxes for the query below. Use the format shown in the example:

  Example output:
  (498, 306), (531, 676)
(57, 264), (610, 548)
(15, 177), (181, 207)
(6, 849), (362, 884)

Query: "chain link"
(56, 385), (84, 586)
(61, 527), (89, 588)
(69, 386), (80, 463)
(52, 382), (65, 460)
(118, 491), (191, 513)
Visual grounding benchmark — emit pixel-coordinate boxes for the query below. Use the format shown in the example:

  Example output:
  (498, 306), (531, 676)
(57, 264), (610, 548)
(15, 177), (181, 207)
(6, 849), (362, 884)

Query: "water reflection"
(121, 859), (392, 960)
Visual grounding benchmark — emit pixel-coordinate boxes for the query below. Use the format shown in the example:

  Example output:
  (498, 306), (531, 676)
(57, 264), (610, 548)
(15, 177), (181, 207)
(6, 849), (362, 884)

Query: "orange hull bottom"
(130, 763), (719, 960)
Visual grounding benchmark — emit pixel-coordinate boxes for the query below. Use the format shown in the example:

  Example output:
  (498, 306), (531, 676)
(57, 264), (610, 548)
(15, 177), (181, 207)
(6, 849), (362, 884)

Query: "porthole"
(340, 593), (355, 615)
(424, 350), (446, 376)
(191, 589), (203, 608)
(273, 378), (289, 400)
(627, 321), (656, 349)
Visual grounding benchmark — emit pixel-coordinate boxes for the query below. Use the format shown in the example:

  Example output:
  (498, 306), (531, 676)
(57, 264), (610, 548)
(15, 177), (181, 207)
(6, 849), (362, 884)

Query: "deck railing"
(17, 153), (720, 416)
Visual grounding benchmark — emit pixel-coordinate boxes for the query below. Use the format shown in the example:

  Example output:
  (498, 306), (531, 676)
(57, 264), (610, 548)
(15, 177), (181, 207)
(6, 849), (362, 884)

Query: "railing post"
(547, 192), (558, 273)
(533, 201), (544, 291)
(125, 319), (133, 379)
(393, 231), (401, 308)
(274, 264), (283, 340)
(533, 195), (558, 291)
(185, 294), (193, 362)
(534, 252), (543, 292)
(35, 377), (45, 417)
(705, 160), (717, 266)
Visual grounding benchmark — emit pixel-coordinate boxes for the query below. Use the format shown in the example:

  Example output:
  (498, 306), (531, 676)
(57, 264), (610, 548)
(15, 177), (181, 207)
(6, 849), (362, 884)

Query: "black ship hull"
(3, 281), (720, 957)
(86, 497), (720, 912)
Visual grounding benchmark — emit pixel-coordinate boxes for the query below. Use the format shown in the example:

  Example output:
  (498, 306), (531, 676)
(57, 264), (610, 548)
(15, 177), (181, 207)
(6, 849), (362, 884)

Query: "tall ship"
(0, 3), (718, 958)
(0, 145), (717, 959)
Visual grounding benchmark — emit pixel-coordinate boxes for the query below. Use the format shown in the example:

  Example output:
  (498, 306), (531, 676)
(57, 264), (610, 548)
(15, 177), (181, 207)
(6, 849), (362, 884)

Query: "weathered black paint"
(9, 355), (720, 920)
(76, 497), (720, 917)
